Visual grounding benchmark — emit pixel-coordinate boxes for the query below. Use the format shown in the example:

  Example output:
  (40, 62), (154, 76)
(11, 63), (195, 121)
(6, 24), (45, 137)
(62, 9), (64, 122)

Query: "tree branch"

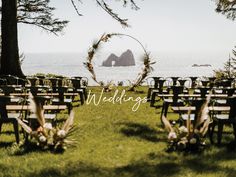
(17, 0), (68, 35)
(96, 0), (129, 27)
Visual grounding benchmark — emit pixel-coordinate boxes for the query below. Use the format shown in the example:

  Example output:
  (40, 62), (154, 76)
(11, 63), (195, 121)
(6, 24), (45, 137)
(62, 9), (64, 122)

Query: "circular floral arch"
(84, 33), (156, 91)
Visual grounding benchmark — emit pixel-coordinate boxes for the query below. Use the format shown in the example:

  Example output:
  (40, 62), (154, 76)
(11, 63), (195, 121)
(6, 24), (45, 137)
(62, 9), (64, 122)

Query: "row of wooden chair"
(170, 96), (236, 145)
(147, 77), (235, 103)
(0, 75), (88, 144)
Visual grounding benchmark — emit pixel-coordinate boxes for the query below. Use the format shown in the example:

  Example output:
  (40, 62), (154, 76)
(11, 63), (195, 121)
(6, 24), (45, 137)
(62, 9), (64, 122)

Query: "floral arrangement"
(84, 33), (155, 91)
(162, 95), (212, 152)
(16, 93), (76, 151)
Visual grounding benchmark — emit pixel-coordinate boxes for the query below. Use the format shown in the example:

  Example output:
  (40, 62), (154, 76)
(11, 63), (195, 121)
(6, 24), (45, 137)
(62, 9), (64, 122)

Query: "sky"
(18, 0), (236, 57)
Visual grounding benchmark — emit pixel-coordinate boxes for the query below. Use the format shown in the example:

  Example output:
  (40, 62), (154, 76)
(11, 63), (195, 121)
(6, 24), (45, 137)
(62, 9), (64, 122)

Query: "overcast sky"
(18, 0), (236, 56)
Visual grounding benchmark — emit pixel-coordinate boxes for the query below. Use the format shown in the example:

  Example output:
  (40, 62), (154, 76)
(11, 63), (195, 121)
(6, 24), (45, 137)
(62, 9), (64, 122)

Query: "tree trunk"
(1, 0), (25, 78)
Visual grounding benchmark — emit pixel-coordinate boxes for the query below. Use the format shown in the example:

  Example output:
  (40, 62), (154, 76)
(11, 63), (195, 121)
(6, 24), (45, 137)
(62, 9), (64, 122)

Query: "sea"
(21, 52), (228, 86)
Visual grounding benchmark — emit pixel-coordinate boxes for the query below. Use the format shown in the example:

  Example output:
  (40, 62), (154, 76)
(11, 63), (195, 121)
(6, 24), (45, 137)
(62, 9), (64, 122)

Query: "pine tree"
(17, 0), (69, 35)
(0, 0), (140, 77)
(214, 46), (236, 79)
(231, 46), (236, 76)
(0, 0), (69, 77)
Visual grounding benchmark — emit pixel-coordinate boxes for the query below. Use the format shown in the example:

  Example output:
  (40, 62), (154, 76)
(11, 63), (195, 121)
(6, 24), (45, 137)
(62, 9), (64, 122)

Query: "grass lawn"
(0, 86), (236, 177)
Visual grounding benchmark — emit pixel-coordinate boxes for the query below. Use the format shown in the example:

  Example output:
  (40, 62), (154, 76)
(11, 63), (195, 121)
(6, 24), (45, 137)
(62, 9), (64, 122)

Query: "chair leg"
(232, 123), (236, 142)
(160, 102), (169, 124)
(209, 121), (216, 144)
(79, 92), (84, 105)
(217, 122), (224, 145)
(24, 133), (29, 145)
(0, 122), (2, 133)
(147, 88), (152, 101)
(164, 102), (170, 117)
(83, 88), (88, 101)
(13, 121), (20, 144)
(66, 102), (72, 114)
(150, 92), (156, 107)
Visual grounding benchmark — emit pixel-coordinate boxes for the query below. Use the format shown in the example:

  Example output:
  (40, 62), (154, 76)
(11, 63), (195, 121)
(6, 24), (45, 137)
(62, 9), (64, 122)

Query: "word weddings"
(86, 89), (147, 112)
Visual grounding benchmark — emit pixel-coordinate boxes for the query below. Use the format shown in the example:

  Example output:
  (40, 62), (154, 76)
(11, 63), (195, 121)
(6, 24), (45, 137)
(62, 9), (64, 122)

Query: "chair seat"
(181, 114), (208, 121)
(215, 99), (227, 105)
(214, 114), (229, 120)
(8, 113), (21, 118)
(151, 89), (159, 93)
(194, 89), (200, 94)
(214, 90), (223, 94)
(1, 113), (21, 121)
(28, 114), (56, 120)
(10, 97), (22, 103)
(181, 114), (195, 121)
(163, 98), (183, 103)
(75, 89), (84, 93)
(52, 98), (72, 103)
(67, 88), (74, 92)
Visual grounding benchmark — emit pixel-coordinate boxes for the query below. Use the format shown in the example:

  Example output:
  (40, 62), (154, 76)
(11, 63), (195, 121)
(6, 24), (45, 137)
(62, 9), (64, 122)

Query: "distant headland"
(192, 64), (212, 67)
(102, 49), (136, 67)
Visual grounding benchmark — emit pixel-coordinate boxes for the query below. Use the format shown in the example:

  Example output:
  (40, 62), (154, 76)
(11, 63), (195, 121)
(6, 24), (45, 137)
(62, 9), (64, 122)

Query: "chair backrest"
(37, 76), (45, 86)
(227, 97), (236, 120)
(0, 96), (11, 119)
(157, 79), (166, 93)
(215, 79), (233, 88)
(178, 79), (187, 87)
(201, 80), (210, 87)
(17, 78), (27, 87)
(0, 78), (7, 86)
(192, 98), (206, 112)
(198, 87), (210, 98)
(191, 98), (206, 125)
(27, 77), (38, 86)
(81, 77), (88, 87)
(33, 96), (51, 108)
(58, 87), (68, 102)
(225, 88), (235, 96)
(189, 77), (198, 88)
(71, 78), (81, 89)
(171, 77), (179, 86)
(0, 86), (16, 96)
(2, 75), (18, 85)
(49, 78), (58, 87)
(152, 77), (162, 88)
(57, 78), (64, 87)
(171, 86), (184, 104)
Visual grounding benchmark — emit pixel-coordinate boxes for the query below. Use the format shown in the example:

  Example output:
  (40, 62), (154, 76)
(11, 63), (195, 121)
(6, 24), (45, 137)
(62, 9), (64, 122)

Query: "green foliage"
(17, 0), (69, 35)
(214, 46), (236, 79)
(215, 0), (236, 20)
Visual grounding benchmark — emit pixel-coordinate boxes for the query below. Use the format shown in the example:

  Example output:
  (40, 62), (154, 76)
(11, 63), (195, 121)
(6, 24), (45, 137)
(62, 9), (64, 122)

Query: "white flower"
(180, 137), (188, 142)
(39, 135), (47, 143)
(168, 131), (177, 140)
(194, 129), (200, 134)
(57, 130), (66, 138)
(179, 126), (188, 134)
(43, 123), (52, 130)
(190, 138), (197, 144)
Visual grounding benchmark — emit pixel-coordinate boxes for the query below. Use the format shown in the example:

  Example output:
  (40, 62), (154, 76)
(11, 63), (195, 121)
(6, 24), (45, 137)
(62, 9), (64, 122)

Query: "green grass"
(0, 86), (236, 177)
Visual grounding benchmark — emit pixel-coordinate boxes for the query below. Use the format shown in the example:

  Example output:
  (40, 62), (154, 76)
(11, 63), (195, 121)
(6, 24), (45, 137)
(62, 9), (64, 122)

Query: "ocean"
(21, 52), (227, 86)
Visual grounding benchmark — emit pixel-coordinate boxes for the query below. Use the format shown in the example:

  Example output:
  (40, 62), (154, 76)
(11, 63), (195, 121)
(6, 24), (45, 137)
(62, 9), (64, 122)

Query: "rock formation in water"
(102, 54), (119, 67)
(102, 49), (135, 67)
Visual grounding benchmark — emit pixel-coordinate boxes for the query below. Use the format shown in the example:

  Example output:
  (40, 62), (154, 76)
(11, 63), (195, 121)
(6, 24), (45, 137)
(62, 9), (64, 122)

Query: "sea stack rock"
(102, 54), (118, 67)
(102, 49), (136, 67)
